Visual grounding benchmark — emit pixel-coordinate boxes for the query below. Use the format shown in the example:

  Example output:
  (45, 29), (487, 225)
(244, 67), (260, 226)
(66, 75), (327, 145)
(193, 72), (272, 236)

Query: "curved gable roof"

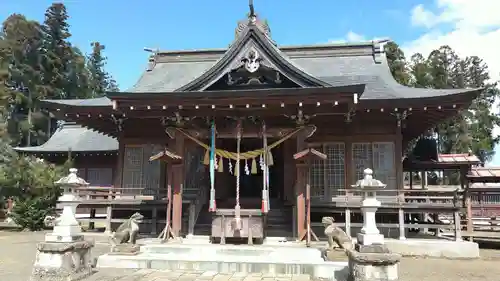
(176, 24), (329, 91)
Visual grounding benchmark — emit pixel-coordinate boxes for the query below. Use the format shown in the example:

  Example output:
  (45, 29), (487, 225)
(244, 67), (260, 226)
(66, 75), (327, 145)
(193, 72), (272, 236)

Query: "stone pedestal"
(31, 240), (94, 281)
(347, 245), (401, 281)
(357, 199), (384, 246)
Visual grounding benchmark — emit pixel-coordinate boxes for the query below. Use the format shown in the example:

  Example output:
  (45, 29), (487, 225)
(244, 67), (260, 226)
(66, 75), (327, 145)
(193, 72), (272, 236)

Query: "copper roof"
(468, 167), (500, 179)
(437, 153), (480, 163)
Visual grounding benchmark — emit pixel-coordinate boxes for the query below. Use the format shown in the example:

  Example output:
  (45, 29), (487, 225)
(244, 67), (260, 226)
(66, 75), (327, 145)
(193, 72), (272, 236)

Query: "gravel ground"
(1, 230), (500, 281)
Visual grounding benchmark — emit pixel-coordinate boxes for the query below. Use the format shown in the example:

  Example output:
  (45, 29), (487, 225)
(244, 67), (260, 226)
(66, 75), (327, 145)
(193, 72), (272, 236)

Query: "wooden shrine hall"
(38, 3), (482, 242)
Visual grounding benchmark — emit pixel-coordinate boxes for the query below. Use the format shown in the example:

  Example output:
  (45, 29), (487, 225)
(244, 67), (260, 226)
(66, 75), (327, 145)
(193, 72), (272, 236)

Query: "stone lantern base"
(357, 232), (385, 246)
(30, 240), (94, 281)
(347, 244), (401, 281)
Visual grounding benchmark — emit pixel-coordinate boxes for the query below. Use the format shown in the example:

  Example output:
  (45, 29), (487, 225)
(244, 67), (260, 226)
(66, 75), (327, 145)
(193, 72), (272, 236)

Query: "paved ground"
(2, 230), (500, 281)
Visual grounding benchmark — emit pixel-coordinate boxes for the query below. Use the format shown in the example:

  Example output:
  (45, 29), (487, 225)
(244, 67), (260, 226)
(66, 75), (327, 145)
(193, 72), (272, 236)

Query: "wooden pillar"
(345, 139), (353, 192)
(171, 134), (185, 236)
(398, 208), (406, 240)
(395, 126), (405, 240)
(106, 139), (125, 233)
(454, 210), (462, 241)
(394, 129), (403, 190)
(295, 131), (307, 240)
(345, 208), (351, 237)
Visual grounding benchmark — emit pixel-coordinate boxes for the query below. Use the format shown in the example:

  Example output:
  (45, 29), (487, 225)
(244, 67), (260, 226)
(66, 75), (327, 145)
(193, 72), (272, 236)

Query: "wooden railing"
(309, 188), (463, 240)
(59, 185), (500, 240)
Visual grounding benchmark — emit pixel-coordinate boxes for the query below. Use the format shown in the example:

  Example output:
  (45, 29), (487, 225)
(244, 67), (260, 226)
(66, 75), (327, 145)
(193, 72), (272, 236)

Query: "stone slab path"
(87, 269), (312, 281)
(3, 230), (500, 281)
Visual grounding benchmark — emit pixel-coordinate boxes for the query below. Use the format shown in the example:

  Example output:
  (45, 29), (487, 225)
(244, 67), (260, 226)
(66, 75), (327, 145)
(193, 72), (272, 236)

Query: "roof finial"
(249, 0), (256, 20)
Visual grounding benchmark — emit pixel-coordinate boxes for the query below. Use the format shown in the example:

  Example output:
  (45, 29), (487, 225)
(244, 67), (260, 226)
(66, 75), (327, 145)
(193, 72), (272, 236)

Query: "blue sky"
(2, 0), (500, 164)
(0, 0), (433, 90)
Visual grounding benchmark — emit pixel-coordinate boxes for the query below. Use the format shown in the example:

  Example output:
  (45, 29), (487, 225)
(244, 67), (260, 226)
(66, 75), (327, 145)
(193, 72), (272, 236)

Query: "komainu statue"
(322, 216), (353, 259)
(109, 212), (144, 251)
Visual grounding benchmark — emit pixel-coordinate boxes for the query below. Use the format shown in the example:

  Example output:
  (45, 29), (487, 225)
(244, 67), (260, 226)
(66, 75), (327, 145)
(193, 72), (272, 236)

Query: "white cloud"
(346, 31), (365, 42)
(405, 0), (500, 164)
(329, 31), (383, 43)
(405, 0), (500, 83)
(411, 4), (440, 28)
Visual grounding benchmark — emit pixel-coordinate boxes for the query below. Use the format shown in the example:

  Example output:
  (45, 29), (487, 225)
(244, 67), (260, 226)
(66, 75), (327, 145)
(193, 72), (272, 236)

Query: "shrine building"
(36, 6), (481, 240)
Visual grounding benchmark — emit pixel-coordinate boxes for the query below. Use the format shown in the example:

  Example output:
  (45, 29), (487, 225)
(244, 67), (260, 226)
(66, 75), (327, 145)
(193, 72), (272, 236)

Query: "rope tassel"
(217, 156), (224, 172)
(251, 158), (257, 174)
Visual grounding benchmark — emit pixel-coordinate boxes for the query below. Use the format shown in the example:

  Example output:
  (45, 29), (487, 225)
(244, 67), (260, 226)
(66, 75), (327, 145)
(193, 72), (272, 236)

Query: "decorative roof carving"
(235, 0), (275, 45)
(226, 47), (283, 87)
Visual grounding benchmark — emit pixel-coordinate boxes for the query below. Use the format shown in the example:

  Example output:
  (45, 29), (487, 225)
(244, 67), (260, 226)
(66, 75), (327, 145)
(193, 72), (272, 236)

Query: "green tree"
(465, 56), (500, 163)
(408, 53), (431, 88)
(384, 42), (410, 86)
(1, 14), (47, 146)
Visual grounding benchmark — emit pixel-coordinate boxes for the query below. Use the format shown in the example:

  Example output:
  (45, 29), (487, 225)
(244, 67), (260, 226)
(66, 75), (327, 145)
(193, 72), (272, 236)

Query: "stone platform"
(86, 269), (316, 281)
(96, 240), (349, 281)
(383, 238), (480, 259)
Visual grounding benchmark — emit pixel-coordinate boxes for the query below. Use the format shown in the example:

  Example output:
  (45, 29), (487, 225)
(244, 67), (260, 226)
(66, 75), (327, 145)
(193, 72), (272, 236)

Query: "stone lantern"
(45, 168), (89, 242)
(352, 168), (386, 246)
(31, 168), (94, 281)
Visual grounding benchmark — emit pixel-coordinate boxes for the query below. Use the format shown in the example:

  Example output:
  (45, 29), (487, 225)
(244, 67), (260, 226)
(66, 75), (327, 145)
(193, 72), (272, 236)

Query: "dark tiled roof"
(14, 123), (118, 153)
(126, 40), (479, 100)
(42, 39), (480, 109)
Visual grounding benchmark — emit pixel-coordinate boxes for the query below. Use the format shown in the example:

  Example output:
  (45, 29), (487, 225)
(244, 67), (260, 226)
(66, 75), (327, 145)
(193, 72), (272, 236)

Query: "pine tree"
(41, 3), (90, 100)
(41, 3), (72, 99)
(87, 42), (119, 97)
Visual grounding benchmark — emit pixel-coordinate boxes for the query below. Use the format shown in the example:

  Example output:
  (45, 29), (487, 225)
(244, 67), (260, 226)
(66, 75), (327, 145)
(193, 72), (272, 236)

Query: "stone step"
(96, 244), (348, 281)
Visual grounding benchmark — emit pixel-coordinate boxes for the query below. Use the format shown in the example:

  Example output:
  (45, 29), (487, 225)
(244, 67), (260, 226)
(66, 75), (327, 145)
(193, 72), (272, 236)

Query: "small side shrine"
(149, 148), (183, 241)
(293, 148), (327, 246)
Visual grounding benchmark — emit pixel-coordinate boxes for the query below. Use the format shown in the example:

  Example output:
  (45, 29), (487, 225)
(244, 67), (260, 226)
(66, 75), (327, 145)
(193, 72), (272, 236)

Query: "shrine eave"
(13, 123), (118, 154)
(106, 84), (366, 100)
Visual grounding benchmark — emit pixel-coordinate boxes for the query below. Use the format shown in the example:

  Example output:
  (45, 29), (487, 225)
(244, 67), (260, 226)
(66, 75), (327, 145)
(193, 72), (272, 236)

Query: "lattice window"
(87, 168), (113, 186)
(77, 168), (86, 179)
(142, 145), (163, 196)
(352, 142), (395, 189)
(309, 143), (345, 201)
(325, 144), (345, 197)
(309, 146), (325, 200)
(352, 143), (372, 183)
(184, 146), (206, 194)
(372, 142), (396, 189)
(122, 144), (163, 196)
